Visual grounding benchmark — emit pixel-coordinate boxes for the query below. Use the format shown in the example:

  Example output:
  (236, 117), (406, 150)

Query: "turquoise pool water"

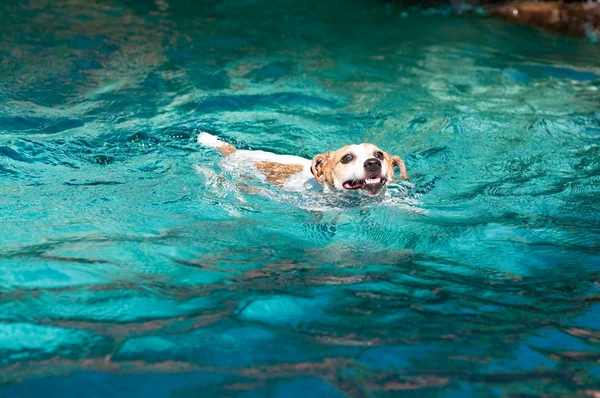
(1, 0), (600, 396)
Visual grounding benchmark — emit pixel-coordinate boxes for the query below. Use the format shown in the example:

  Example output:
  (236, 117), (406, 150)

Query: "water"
(1, 0), (600, 396)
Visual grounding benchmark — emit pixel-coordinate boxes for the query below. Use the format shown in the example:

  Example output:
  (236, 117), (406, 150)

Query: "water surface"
(1, 0), (600, 396)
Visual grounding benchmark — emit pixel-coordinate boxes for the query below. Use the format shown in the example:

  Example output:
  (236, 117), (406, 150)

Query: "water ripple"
(0, 0), (599, 396)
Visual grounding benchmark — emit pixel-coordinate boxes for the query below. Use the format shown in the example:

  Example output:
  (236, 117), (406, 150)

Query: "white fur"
(229, 150), (319, 191)
(198, 132), (319, 191)
(197, 132), (226, 148)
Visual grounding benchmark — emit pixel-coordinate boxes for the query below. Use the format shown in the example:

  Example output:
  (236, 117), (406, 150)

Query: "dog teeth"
(365, 178), (380, 184)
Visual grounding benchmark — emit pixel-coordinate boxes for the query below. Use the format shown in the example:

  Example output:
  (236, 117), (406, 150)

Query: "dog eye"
(374, 151), (384, 160)
(341, 154), (353, 164)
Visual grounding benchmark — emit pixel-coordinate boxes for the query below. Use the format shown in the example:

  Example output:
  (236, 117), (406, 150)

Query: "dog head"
(311, 144), (408, 196)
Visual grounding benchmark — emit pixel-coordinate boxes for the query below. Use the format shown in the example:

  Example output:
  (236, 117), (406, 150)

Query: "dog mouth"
(342, 177), (387, 194)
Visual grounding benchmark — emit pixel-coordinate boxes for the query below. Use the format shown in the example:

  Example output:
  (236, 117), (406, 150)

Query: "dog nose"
(364, 158), (381, 172)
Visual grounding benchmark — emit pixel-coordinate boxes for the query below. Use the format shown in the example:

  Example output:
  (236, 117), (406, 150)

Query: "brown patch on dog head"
(386, 154), (408, 181)
(310, 152), (331, 185)
(318, 145), (357, 187)
(255, 161), (304, 187)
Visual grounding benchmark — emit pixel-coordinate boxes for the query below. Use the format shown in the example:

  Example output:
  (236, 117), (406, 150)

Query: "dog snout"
(364, 158), (381, 172)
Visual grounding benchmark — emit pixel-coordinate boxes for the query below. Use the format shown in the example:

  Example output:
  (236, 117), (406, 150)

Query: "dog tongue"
(343, 181), (359, 189)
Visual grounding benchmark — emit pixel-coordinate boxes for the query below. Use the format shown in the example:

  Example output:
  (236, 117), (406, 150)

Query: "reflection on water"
(1, 0), (600, 396)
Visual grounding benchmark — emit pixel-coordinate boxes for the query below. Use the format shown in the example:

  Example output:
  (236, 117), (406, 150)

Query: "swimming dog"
(198, 132), (408, 196)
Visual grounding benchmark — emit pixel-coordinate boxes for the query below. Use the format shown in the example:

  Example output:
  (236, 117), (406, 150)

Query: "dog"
(197, 132), (408, 196)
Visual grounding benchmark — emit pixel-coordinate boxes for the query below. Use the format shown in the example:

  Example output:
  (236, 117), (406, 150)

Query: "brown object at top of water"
(487, 1), (600, 39)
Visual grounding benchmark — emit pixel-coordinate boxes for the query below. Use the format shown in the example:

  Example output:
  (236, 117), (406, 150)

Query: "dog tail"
(197, 132), (236, 156)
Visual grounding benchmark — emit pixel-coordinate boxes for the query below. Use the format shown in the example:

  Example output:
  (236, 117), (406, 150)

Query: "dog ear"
(311, 152), (331, 185)
(389, 155), (408, 180)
